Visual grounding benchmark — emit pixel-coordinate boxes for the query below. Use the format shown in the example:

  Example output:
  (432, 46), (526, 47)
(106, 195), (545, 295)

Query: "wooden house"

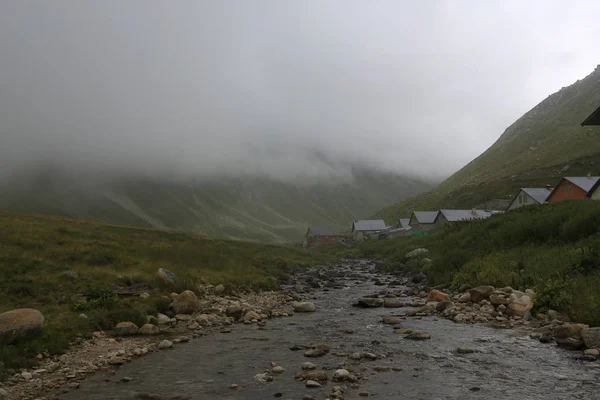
(546, 176), (600, 203)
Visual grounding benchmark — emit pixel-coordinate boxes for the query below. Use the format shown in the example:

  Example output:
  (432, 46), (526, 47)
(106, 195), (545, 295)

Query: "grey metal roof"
(438, 209), (493, 222)
(521, 188), (551, 204)
(308, 226), (342, 237)
(398, 218), (411, 229)
(352, 220), (387, 231)
(411, 211), (438, 224)
(564, 176), (600, 193)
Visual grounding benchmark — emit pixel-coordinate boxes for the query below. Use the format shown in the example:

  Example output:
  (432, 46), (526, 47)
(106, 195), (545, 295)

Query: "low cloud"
(0, 1), (598, 184)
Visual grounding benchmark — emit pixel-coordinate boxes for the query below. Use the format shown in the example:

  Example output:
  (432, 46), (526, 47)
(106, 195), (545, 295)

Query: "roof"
(520, 188), (552, 204)
(581, 105), (600, 126)
(307, 226), (342, 237)
(352, 220), (387, 231)
(586, 178), (600, 197)
(437, 209), (493, 222)
(398, 218), (411, 229)
(411, 211), (438, 224)
(563, 176), (600, 192)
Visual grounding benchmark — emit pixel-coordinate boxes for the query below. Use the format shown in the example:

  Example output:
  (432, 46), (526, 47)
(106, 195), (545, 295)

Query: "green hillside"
(0, 210), (337, 369)
(0, 165), (431, 243)
(376, 65), (600, 222)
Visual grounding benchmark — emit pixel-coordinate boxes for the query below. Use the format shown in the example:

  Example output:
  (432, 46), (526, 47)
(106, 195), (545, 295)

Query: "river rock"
(457, 292), (471, 303)
(293, 302), (317, 312)
(405, 248), (429, 258)
(214, 284), (225, 294)
(554, 323), (588, 339)
(158, 339), (173, 349)
(156, 268), (176, 285)
(427, 289), (450, 303)
(333, 369), (350, 381)
(226, 305), (243, 319)
(305, 380), (321, 388)
(581, 327), (600, 349)
(556, 337), (584, 350)
(357, 298), (384, 308)
(584, 348), (600, 359)
(506, 294), (533, 317)
(436, 301), (453, 312)
(157, 313), (173, 325)
(302, 362), (316, 370)
(138, 324), (160, 335)
(172, 290), (201, 314)
(244, 311), (261, 322)
(405, 330), (431, 340)
(383, 298), (405, 308)
(382, 316), (403, 325)
(297, 370), (328, 383)
(114, 321), (139, 336)
(0, 388), (7, 400)
(469, 286), (494, 303)
(0, 308), (45, 344)
(489, 294), (509, 305)
(272, 365), (285, 374)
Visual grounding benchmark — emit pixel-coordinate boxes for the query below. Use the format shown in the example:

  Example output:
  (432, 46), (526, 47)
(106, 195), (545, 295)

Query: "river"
(56, 260), (600, 400)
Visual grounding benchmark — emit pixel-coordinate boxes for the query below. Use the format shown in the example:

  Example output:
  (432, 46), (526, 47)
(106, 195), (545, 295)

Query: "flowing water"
(57, 260), (600, 400)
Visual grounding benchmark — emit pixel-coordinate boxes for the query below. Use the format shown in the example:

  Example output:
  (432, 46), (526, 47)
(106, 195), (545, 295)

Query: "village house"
(546, 176), (600, 203)
(387, 218), (412, 238)
(304, 226), (345, 247)
(586, 179), (600, 200)
(351, 219), (387, 241)
(581, 104), (600, 126)
(435, 209), (495, 228)
(398, 218), (411, 230)
(507, 187), (552, 211)
(408, 211), (438, 233)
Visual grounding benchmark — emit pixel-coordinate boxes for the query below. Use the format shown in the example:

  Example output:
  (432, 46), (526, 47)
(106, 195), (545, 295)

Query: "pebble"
(272, 365), (285, 374)
(230, 383), (239, 390)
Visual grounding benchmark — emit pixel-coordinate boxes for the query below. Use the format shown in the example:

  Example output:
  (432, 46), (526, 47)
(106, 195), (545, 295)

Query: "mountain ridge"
(375, 65), (600, 222)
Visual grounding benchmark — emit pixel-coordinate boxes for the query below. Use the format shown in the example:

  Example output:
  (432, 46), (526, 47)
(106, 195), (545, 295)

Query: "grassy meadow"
(358, 201), (600, 326)
(0, 210), (338, 372)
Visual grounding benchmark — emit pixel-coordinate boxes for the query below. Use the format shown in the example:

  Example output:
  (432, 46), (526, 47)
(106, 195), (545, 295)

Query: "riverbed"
(56, 260), (600, 400)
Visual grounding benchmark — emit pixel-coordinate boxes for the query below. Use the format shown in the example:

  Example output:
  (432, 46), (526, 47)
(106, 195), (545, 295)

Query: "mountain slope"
(0, 165), (431, 242)
(376, 65), (600, 222)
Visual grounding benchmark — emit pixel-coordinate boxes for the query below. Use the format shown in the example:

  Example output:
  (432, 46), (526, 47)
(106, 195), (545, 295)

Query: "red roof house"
(546, 176), (600, 203)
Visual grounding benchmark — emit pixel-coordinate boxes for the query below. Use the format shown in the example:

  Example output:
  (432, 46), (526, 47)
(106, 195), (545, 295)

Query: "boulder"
(457, 292), (471, 303)
(405, 248), (429, 258)
(0, 308), (45, 344)
(581, 327), (600, 349)
(158, 339), (173, 349)
(172, 290), (201, 314)
(138, 324), (160, 335)
(244, 311), (261, 322)
(555, 337), (584, 350)
(357, 298), (384, 308)
(0, 388), (7, 400)
(506, 294), (533, 317)
(293, 302), (317, 312)
(333, 369), (350, 381)
(489, 294), (509, 306)
(305, 380), (321, 388)
(468, 286), (494, 303)
(427, 289), (450, 303)
(436, 301), (453, 312)
(114, 322), (139, 336)
(301, 362), (316, 370)
(226, 305), (243, 320)
(156, 268), (177, 285)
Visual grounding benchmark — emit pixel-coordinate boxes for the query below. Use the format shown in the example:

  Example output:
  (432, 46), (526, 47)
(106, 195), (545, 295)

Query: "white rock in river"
(158, 339), (173, 349)
(333, 369), (350, 381)
(305, 379), (322, 388)
(301, 362), (316, 370)
(272, 365), (285, 373)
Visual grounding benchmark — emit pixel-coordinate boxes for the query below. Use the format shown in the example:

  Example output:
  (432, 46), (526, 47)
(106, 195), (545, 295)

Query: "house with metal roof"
(398, 218), (411, 230)
(507, 187), (552, 211)
(546, 176), (600, 204)
(351, 220), (387, 241)
(434, 209), (496, 228)
(586, 179), (600, 200)
(408, 211), (438, 233)
(304, 226), (345, 247)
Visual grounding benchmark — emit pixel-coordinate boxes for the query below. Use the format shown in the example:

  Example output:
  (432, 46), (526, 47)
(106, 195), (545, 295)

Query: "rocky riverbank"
(0, 287), (306, 400)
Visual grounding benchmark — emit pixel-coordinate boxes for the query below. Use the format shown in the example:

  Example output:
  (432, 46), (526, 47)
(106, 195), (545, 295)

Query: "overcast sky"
(1, 1), (599, 182)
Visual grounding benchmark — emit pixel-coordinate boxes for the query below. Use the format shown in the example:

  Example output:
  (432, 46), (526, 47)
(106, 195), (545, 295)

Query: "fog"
(1, 1), (599, 183)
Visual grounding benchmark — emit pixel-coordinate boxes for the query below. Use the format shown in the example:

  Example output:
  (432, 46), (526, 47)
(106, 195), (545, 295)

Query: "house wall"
(507, 191), (539, 211)
(410, 222), (437, 232)
(591, 188), (600, 200)
(547, 181), (588, 203)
